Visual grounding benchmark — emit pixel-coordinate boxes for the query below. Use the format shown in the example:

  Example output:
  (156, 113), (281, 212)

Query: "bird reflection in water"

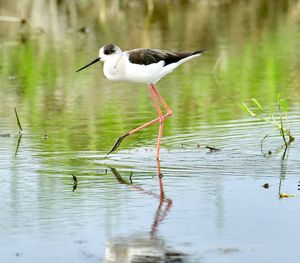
(103, 160), (189, 263)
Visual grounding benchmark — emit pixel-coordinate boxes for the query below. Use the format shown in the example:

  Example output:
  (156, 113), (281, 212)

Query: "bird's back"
(127, 48), (206, 66)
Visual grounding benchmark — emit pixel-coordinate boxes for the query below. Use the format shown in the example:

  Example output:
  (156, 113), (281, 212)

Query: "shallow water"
(1, 113), (300, 263)
(1, 1), (300, 263)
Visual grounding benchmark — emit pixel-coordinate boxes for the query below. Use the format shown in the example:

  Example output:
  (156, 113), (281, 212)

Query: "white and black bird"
(77, 44), (207, 160)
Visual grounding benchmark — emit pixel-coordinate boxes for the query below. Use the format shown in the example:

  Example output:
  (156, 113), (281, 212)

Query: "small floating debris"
(197, 144), (221, 153)
(206, 146), (221, 152)
(279, 193), (295, 198)
(262, 183), (269, 189)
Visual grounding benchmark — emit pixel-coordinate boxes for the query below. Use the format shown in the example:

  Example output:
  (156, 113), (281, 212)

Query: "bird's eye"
(104, 50), (109, 55)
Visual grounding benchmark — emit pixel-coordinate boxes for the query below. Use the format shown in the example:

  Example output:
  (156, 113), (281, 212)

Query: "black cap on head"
(103, 44), (116, 55)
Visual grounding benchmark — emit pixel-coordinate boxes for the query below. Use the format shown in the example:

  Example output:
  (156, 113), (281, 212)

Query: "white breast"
(103, 54), (125, 81)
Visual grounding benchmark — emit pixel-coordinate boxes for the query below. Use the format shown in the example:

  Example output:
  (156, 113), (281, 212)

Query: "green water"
(1, 1), (300, 262)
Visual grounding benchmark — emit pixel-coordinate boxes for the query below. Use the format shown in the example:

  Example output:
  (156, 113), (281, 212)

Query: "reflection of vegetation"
(242, 95), (294, 159)
(278, 161), (295, 199)
(1, 1), (300, 42)
(14, 134), (22, 157)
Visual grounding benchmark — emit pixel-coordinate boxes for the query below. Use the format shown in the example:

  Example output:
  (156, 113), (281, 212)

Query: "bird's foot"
(107, 133), (130, 155)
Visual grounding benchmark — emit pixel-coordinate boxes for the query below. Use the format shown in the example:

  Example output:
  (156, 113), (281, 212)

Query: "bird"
(77, 44), (207, 160)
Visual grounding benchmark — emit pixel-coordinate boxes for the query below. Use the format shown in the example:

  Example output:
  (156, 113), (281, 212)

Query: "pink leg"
(107, 83), (173, 158)
(150, 84), (173, 160)
(149, 85), (164, 121)
(150, 84), (172, 115)
(156, 121), (164, 160)
(107, 113), (171, 154)
(149, 86), (165, 160)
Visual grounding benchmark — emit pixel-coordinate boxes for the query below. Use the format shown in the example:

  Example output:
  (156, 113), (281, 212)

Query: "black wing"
(127, 48), (207, 66)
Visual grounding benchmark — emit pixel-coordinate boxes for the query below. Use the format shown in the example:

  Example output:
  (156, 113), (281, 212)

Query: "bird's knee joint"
(167, 110), (173, 117)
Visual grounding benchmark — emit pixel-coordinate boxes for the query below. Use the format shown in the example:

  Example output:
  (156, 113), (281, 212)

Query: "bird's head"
(99, 44), (122, 62)
(76, 44), (122, 72)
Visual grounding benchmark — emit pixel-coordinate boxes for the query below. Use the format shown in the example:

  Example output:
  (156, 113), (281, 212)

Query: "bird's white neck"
(103, 53), (123, 80)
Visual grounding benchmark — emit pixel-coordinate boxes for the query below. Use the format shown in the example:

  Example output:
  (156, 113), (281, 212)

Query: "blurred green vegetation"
(0, 0), (300, 152)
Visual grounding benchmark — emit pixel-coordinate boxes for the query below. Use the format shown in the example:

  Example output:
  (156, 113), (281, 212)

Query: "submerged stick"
(14, 107), (23, 132)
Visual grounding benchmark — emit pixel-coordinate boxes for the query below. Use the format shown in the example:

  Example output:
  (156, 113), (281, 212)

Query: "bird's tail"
(191, 48), (207, 55)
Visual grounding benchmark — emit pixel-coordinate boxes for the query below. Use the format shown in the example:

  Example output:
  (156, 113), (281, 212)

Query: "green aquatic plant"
(241, 94), (294, 159)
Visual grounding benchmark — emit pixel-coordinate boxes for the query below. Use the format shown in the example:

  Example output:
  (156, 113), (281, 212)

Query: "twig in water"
(72, 175), (78, 183)
(72, 175), (78, 192)
(14, 107), (23, 133)
(129, 171), (133, 184)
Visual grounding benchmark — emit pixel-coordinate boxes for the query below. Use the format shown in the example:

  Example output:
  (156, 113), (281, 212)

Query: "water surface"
(1, 1), (300, 262)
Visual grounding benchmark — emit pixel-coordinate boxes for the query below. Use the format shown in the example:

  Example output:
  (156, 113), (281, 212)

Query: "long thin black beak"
(76, 57), (100, 72)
